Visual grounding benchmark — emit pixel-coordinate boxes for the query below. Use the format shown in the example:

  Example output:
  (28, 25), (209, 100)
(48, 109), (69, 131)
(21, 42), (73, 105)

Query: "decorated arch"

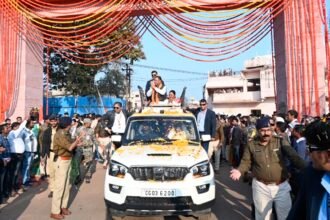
(0, 0), (329, 119)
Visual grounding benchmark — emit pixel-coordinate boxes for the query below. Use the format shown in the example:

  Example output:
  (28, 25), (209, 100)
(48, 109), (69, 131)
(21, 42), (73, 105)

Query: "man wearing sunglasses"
(230, 117), (306, 220)
(145, 70), (158, 102)
(102, 102), (128, 166)
(195, 99), (216, 153)
(288, 120), (330, 220)
(104, 102), (127, 142)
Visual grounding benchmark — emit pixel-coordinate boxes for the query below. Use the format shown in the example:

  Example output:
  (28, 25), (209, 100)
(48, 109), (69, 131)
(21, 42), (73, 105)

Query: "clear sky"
(133, 32), (271, 101)
(132, 3), (329, 101)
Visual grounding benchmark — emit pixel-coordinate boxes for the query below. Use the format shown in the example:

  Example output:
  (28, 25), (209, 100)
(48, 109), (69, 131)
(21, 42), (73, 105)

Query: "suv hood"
(112, 141), (207, 167)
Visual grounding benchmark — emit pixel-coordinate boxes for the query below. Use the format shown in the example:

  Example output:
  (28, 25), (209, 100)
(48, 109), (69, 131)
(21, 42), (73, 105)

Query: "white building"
(204, 55), (276, 116)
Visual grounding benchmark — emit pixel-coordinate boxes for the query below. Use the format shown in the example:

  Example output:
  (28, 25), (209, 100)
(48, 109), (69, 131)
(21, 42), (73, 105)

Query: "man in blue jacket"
(288, 120), (330, 219)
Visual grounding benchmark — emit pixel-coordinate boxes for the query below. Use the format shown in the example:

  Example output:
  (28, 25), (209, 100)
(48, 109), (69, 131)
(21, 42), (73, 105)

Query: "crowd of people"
(1, 70), (330, 220)
(0, 102), (130, 219)
(181, 96), (330, 220)
(204, 107), (330, 220)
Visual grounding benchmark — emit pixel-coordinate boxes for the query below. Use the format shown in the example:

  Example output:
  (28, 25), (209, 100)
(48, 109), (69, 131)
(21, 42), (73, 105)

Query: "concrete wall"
(212, 98), (276, 116)
(273, 0), (327, 116)
(10, 37), (43, 120)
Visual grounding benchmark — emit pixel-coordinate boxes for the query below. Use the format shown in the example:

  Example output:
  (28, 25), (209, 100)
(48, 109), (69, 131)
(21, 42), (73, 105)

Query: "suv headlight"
(190, 160), (210, 178)
(109, 161), (127, 178)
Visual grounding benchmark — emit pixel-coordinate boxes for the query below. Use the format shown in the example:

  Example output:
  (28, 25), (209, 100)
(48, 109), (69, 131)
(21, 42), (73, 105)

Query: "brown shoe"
(50, 213), (64, 219)
(61, 208), (72, 215)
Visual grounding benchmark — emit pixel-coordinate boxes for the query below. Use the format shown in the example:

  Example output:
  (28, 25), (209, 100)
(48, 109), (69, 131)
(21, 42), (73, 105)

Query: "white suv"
(104, 107), (215, 219)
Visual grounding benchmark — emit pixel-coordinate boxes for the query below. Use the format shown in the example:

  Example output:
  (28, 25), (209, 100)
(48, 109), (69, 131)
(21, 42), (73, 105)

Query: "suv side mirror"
(112, 135), (122, 143)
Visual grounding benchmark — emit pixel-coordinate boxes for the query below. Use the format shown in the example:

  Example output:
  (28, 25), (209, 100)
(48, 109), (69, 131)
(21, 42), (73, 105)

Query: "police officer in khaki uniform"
(50, 117), (82, 220)
(230, 117), (306, 220)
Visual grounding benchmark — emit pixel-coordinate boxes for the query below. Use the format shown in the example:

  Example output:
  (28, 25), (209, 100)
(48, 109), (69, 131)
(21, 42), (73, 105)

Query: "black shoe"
(85, 178), (91, 184)
(48, 192), (53, 198)
(3, 193), (9, 198)
(74, 176), (82, 185)
(214, 170), (220, 175)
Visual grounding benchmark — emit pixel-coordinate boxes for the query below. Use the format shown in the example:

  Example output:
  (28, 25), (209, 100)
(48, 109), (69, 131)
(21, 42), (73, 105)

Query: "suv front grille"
(128, 167), (189, 181)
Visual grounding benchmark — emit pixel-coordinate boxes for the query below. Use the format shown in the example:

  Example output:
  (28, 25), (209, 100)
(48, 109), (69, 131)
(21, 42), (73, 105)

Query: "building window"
(247, 79), (260, 92)
(213, 87), (243, 93)
(251, 109), (262, 117)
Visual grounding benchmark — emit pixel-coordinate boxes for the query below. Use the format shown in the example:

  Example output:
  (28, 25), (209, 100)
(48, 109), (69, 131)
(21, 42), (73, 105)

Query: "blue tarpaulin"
(44, 96), (126, 116)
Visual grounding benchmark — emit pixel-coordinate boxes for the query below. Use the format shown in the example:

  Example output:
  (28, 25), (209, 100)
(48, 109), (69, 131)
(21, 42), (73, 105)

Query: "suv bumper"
(105, 197), (215, 216)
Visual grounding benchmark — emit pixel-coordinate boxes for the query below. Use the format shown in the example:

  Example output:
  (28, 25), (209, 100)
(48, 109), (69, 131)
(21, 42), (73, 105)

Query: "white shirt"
(91, 119), (98, 130)
(197, 110), (207, 132)
(22, 127), (37, 152)
(50, 127), (57, 150)
(146, 85), (167, 97)
(296, 137), (306, 143)
(112, 111), (126, 133)
(166, 99), (181, 105)
(8, 120), (27, 153)
(286, 119), (299, 137)
(70, 125), (78, 139)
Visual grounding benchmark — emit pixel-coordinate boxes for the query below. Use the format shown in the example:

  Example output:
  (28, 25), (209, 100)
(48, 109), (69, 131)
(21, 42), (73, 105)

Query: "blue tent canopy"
(44, 96), (126, 117)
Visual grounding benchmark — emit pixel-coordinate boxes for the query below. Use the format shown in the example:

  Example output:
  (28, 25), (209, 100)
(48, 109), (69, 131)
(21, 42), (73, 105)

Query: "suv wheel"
(106, 208), (124, 220)
(197, 213), (213, 220)
(106, 207), (112, 220)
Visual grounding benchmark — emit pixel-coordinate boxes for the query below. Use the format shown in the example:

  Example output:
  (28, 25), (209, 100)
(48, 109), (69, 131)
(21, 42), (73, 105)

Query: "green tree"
(44, 20), (145, 96)
(96, 65), (126, 97)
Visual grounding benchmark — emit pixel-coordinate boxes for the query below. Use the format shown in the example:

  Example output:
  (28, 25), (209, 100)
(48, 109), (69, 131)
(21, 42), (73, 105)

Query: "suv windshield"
(122, 116), (199, 145)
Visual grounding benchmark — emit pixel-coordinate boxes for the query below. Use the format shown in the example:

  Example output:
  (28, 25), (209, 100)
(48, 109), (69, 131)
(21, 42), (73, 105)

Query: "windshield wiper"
(127, 139), (200, 146)
(127, 140), (144, 146)
(127, 139), (164, 145)
(186, 140), (200, 145)
(154, 138), (199, 145)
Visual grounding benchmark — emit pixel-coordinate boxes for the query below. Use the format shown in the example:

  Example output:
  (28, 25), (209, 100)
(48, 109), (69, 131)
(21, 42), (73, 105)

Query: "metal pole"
(46, 47), (50, 115)
(123, 63), (133, 111)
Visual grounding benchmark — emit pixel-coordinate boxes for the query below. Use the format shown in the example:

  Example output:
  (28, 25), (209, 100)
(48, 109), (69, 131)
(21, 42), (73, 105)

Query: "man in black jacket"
(229, 116), (243, 167)
(103, 102), (128, 140)
(195, 99), (216, 153)
(288, 120), (330, 220)
(102, 102), (128, 166)
(40, 115), (58, 198)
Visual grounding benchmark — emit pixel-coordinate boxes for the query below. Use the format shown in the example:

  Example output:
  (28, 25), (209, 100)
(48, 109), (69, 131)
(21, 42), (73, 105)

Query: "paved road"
(0, 163), (252, 220)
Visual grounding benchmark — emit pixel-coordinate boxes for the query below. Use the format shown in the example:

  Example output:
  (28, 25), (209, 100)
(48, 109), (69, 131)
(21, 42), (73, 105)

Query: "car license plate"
(141, 189), (176, 197)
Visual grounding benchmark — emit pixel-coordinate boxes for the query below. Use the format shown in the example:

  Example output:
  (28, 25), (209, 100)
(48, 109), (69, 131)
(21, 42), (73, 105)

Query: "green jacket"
(238, 135), (306, 183)
(76, 126), (95, 147)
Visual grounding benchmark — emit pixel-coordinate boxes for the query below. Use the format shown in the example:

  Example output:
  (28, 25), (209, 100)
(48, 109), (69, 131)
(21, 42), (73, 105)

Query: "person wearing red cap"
(230, 117), (306, 220)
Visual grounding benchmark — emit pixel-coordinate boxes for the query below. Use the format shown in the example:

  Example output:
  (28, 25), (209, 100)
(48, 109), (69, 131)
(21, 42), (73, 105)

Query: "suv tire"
(197, 213), (213, 220)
